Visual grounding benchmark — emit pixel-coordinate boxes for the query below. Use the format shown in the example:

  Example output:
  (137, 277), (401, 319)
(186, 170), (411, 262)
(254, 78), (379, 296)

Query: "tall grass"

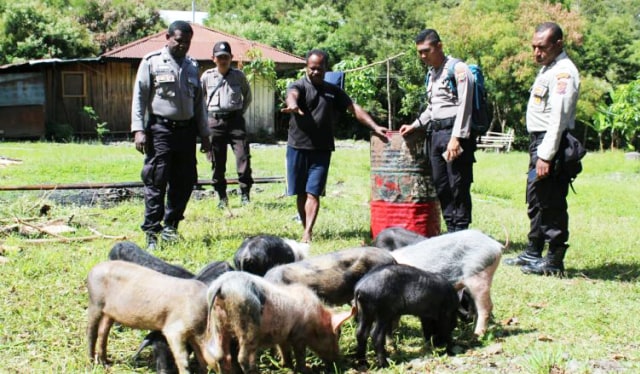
(0, 141), (639, 373)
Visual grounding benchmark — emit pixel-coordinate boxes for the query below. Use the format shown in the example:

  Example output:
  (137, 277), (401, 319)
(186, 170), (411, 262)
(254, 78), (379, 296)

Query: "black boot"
(216, 190), (228, 209)
(240, 187), (250, 206)
(521, 245), (568, 276)
(503, 241), (544, 266)
(145, 232), (158, 251)
(161, 221), (179, 243)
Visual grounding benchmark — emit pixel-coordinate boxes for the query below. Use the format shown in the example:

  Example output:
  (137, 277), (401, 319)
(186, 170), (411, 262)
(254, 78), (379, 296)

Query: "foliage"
(0, 2), (98, 64)
(597, 79), (640, 150)
(77, 0), (164, 54)
(82, 106), (110, 143)
(241, 48), (277, 88)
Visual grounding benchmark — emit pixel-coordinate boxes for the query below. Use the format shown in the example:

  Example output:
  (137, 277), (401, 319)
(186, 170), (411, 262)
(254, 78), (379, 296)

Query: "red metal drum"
(370, 130), (440, 238)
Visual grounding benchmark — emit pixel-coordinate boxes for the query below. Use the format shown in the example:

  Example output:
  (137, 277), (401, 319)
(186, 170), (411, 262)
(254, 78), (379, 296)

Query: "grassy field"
(0, 140), (639, 373)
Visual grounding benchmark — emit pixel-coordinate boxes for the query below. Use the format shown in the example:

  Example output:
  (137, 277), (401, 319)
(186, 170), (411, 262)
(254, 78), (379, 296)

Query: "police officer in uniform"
(504, 22), (580, 276)
(400, 29), (476, 233)
(131, 21), (211, 250)
(201, 41), (253, 208)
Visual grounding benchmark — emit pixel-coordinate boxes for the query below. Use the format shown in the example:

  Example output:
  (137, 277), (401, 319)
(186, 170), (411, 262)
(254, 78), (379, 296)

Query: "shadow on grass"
(570, 263), (640, 282)
(503, 242), (639, 282)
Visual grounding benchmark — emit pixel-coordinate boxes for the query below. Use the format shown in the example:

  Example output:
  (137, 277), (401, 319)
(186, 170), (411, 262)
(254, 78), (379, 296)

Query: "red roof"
(102, 23), (304, 68)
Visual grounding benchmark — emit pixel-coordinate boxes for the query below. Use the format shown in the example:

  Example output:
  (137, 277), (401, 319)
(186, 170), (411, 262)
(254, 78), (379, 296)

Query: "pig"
(205, 271), (353, 373)
(390, 229), (503, 336)
(233, 234), (309, 276)
(108, 241), (194, 279)
(263, 246), (396, 306)
(371, 227), (477, 323)
(353, 264), (459, 367)
(194, 260), (234, 285)
(371, 226), (427, 251)
(86, 260), (213, 374)
(131, 260), (234, 374)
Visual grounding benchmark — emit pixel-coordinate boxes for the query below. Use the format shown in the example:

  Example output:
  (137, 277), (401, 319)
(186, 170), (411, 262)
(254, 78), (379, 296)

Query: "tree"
(0, 2), (97, 64)
(77, 0), (164, 54)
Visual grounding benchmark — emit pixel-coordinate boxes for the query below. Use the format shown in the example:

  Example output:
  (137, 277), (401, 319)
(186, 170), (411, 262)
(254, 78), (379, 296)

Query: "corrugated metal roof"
(102, 23), (305, 66)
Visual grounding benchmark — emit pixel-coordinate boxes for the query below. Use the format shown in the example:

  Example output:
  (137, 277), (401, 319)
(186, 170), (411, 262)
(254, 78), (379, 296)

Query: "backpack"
(425, 58), (492, 135)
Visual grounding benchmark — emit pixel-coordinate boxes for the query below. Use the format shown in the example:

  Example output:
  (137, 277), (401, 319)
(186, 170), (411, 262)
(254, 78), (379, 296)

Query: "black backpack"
(425, 58), (492, 135)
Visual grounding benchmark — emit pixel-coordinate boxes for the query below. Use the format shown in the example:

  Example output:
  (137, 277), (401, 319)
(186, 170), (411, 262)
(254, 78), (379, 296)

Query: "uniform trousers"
(428, 127), (475, 231)
(526, 132), (570, 248)
(208, 112), (253, 193)
(141, 120), (197, 233)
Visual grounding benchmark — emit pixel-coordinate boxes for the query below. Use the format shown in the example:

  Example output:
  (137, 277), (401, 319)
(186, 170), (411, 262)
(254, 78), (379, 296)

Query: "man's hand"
(280, 105), (304, 116)
(444, 137), (462, 161)
(399, 124), (415, 136)
(371, 125), (389, 142)
(134, 131), (146, 154)
(200, 136), (211, 154)
(536, 158), (551, 178)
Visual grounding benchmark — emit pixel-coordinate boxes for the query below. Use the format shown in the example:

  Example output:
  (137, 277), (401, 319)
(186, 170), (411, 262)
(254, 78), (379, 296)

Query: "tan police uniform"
(131, 46), (209, 235)
(201, 66), (253, 200)
(525, 51), (580, 251)
(409, 56), (476, 232)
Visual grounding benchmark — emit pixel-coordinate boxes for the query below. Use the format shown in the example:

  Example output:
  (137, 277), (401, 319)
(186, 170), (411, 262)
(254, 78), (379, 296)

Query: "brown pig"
(86, 260), (214, 374)
(263, 246), (396, 306)
(205, 271), (353, 373)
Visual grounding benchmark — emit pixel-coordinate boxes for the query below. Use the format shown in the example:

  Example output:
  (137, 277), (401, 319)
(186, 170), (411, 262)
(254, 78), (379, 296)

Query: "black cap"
(213, 41), (231, 57)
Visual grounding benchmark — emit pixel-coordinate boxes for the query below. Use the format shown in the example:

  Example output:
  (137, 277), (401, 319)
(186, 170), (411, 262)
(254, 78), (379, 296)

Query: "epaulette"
(142, 50), (162, 61)
(186, 56), (198, 68)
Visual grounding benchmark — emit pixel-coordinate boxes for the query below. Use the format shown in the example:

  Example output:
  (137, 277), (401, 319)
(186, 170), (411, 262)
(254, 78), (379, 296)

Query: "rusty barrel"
(370, 130), (441, 238)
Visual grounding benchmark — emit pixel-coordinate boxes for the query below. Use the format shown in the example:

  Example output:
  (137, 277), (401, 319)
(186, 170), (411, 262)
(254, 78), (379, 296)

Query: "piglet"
(205, 271), (353, 373)
(86, 260), (213, 374)
(353, 264), (458, 367)
(391, 229), (503, 336)
(108, 241), (194, 279)
(264, 246), (396, 306)
(233, 234), (309, 276)
(371, 226), (427, 251)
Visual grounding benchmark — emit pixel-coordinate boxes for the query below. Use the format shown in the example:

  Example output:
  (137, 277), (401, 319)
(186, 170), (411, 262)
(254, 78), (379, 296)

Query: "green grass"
(1, 140), (639, 373)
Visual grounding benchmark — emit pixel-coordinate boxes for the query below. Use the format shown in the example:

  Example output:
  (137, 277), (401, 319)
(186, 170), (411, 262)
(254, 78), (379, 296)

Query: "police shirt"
(131, 47), (209, 137)
(526, 51), (580, 161)
(411, 56), (474, 139)
(286, 76), (353, 151)
(201, 68), (252, 113)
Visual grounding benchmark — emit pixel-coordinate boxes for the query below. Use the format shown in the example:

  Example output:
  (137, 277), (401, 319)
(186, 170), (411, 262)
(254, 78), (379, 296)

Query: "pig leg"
(464, 257), (500, 336)
(419, 316), (435, 346)
(292, 343), (308, 373)
(163, 332), (191, 374)
(187, 337), (209, 374)
(236, 337), (259, 374)
(370, 319), (390, 368)
(86, 304), (103, 362)
(355, 309), (373, 364)
(95, 315), (114, 365)
(277, 343), (294, 368)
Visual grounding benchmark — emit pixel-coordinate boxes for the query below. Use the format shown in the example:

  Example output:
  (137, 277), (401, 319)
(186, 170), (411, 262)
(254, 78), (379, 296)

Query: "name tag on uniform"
(156, 74), (175, 83)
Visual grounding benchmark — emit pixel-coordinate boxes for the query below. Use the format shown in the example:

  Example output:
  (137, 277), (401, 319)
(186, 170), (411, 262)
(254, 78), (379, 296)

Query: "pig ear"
(331, 307), (356, 333)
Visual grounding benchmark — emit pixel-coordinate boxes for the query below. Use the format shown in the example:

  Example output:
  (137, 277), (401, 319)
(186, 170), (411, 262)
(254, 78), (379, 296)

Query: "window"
(62, 72), (86, 97)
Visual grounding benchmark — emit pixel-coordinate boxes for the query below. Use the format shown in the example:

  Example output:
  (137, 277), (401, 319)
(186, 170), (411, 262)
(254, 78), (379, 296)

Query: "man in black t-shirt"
(281, 49), (387, 242)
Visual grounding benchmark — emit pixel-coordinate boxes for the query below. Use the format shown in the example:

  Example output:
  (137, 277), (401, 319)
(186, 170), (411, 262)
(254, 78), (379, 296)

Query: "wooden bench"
(476, 129), (515, 152)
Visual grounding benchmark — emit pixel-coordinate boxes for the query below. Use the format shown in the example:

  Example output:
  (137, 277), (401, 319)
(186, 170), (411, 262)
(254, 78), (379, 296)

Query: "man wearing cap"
(201, 41), (253, 208)
(131, 21), (211, 250)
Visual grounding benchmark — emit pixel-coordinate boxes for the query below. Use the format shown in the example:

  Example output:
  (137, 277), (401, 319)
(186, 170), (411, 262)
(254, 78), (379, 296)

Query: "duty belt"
(210, 111), (240, 120)
(429, 117), (455, 131)
(154, 115), (192, 127)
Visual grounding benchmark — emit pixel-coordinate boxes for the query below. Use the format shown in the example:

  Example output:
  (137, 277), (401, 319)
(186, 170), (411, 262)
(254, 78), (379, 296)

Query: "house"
(0, 24), (304, 139)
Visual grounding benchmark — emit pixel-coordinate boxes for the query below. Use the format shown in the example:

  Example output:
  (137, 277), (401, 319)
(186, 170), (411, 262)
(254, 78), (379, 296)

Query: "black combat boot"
(503, 240), (544, 266)
(216, 190), (228, 209)
(145, 232), (158, 251)
(521, 244), (568, 276)
(240, 187), (250, 206)
(161, 221), (179, 243)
